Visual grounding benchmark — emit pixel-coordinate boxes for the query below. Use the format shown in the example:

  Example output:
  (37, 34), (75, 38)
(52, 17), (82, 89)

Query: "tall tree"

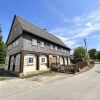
(0, 26), (6, 64)
(88, 48), (97, 60)
(73, 46), (87, 60)
(97, 51), (100, 61)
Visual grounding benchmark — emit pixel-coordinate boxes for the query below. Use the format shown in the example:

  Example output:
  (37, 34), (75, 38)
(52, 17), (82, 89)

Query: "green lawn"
(0, 64), (5, 69)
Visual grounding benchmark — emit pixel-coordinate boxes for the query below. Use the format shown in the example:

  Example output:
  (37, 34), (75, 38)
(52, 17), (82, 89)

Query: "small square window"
(27, 57), (34, 65)
(55, 46), (57, 50)
(41, 58), (45, 63)
(41, 42), (44, 47)
(32, 39), (37, 46)
(50, 45), (53, 49)
(62, 48), (64, 52)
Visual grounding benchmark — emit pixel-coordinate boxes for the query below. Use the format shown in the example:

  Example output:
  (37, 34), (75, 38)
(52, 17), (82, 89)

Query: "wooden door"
(51, 56), (57, 64)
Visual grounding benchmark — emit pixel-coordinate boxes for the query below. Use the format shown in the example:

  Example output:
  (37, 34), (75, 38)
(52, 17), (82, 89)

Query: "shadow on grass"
(0, 68), (17, 77)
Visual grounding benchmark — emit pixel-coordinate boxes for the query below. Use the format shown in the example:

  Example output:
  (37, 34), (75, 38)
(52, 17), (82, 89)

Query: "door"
(39, 55), (48, 71)
(51, 56), (57, 64)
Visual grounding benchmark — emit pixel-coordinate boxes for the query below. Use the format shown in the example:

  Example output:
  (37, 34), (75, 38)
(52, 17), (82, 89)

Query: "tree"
(0, 26), (6, 64)
(97, 51), (100, 61)
(73, 46), (87, 60)
(88, 48), (97, 60)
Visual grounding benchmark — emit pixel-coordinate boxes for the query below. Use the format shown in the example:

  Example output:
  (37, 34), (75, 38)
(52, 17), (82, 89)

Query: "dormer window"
(41, 42), (44, 47)
(32, 39), (37, 46)
(50, 45), (53, 49)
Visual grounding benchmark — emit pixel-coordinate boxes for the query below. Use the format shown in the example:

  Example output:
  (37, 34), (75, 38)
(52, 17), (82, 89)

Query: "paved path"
(0, 63), (100, 100)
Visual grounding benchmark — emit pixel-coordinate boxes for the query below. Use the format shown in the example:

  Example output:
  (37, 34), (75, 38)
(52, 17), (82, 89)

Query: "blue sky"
(0, 0), (100, 53)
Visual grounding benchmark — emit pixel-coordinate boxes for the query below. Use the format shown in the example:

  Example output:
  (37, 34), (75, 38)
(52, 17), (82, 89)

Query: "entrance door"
(51, 56), (57, 64)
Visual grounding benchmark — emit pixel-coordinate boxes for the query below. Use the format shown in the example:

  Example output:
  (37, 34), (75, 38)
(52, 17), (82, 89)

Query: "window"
(15, 40), (19, 46)
(28, 57), (34, 65)
(32, 39), (37, 46)
(55, 46), (57, 50)
(41, 58), (45, 63)
(13, 42), (16, 47)
(62, 48), (64, 52)
(41, 42), (44, 47)
(50, 45), (53, 49)
(8, 44), (12, 50)
(64, 49), (67, 52)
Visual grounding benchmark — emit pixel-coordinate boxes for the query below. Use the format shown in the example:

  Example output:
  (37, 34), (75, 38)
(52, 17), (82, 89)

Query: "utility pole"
(84, 38), (87, 52)
(84, 38), (89, 65)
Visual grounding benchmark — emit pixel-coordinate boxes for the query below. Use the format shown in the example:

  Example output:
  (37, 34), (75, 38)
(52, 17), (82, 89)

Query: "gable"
(6, 16), (23, 45)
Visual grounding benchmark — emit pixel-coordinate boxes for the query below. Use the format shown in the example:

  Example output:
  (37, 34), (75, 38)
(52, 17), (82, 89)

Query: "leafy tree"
(0, 27), (6, 64)
(97, 51), (100, 61)
(73, 46), (87, 60)
(88, 48), (97, 60)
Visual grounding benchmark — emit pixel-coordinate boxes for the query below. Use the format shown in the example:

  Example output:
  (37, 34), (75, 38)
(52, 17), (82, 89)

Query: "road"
(0, 63), (100, 100)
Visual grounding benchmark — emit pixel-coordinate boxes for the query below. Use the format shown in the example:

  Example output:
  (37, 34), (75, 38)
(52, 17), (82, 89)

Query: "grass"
(21, 70), (57, 79)
(0, 64), (5, 69)
(0, 77), (7, 81)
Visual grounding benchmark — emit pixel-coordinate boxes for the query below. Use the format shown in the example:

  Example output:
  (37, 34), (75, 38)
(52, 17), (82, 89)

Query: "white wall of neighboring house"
(23, 54), (37, 73)
(15, 54), (20, 72)
(39, 55), (48, 71)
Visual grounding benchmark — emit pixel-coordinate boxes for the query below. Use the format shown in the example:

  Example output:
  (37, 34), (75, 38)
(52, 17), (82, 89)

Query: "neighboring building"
(5, 15), (71, 76)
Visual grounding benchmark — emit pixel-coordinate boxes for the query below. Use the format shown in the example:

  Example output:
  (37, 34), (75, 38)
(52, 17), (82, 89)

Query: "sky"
(0, 0), (100, 54)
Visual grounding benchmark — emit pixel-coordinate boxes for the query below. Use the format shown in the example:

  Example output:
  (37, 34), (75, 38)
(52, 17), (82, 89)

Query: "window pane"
(32, 39), (37, 46)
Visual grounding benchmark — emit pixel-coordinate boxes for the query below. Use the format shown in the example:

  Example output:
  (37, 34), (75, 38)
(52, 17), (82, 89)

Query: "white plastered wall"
(23, 54), (37, 73)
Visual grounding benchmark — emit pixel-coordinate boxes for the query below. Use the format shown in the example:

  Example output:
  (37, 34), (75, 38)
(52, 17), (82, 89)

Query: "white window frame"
(13, 42), (16, 48)
(32, 39), (37, 46)
(41, 57), (46, 63)
(41, 42), (44, 47)
(62, 48), (64, 52)
(55, 46), (57, 50)
(15, 40), (19, 46)
(50, 45), (53, 49)
(27, 57), (34, 65)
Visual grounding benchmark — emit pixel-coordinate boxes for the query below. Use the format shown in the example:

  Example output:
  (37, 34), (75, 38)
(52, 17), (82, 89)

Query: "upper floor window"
(50, 45), (53, 49)
(8, 44), (12, 50)
(32, 39), (37, 46)
(62, 48), (64, 52)
(41, 42), (44, 47)
(13, 42), (16, 47)
(55, 46), (57, 50)
(15, 40), (19, 46)
(64, 49), (67, 52)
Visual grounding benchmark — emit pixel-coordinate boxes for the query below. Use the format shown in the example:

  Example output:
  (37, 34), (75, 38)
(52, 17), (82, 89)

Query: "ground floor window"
(41, 58), (46, 63)
(27, 57), (34, 65)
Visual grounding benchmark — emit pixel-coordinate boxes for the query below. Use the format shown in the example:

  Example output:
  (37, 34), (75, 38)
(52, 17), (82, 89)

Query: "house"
(5, 15), (71, 76)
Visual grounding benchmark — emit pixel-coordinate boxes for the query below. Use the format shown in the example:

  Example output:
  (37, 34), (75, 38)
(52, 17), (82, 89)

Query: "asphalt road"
(0, 63), (100, 100)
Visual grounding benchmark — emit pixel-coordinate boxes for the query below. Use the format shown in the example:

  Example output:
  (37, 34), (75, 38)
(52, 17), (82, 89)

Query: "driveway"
(0, 63), (100, 100)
